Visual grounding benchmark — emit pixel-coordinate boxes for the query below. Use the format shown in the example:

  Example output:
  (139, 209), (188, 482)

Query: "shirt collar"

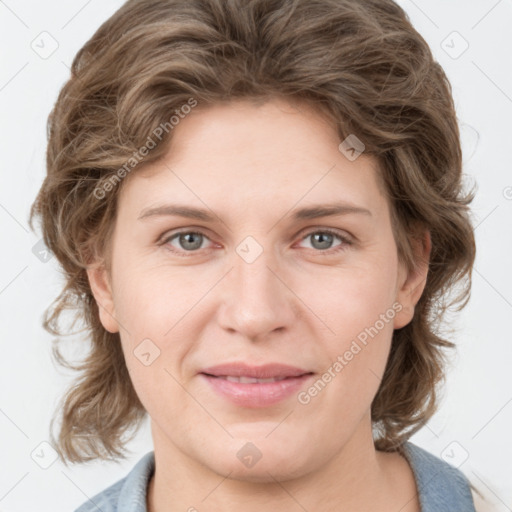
(117, 451), (155, 512)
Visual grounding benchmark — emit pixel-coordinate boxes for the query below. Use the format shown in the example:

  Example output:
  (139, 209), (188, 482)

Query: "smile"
(208, 375), (290, 383)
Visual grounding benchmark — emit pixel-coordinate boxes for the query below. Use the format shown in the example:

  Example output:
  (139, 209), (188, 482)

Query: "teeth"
(222, 375), (288, 383)
(239, 376), (259, 384)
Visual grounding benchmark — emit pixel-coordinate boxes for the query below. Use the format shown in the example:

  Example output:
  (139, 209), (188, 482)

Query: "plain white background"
(0, 1), (511, 511)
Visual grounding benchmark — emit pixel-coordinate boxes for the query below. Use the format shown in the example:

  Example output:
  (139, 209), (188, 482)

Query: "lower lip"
(200, 373), (314, 408)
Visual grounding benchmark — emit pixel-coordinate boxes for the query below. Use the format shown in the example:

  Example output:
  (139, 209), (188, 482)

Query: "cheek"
(297, 249), (398, 399)
(118, 324), (189, 422)
(110, 264), (190, 402)
(112, 258), (200, 332)
(112, 260), (213, 372)
(303, 258), (398, 341)
(303, 305), (395, 430)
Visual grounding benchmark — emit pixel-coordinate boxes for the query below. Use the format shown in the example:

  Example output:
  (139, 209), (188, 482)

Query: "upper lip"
(200, 363), (312, 379)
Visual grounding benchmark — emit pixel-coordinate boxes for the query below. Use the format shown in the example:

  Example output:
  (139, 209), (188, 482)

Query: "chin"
(214, 456), (311, 484)
(197, 436), (318, 483)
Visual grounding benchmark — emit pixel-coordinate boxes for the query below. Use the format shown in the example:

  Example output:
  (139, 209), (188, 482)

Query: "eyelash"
(159, 228), (353, 258)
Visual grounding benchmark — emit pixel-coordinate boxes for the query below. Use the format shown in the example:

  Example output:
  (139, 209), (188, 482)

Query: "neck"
(147, 413), (406, 512)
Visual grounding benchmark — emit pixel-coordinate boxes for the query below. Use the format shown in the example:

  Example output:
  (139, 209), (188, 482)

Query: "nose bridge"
(218, 243), (294, 339)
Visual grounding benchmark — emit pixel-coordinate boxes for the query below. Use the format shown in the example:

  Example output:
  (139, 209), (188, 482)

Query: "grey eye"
(300, 231), (345, 251)
(309, 232), (335, 250)
(174, 232), (205, 251)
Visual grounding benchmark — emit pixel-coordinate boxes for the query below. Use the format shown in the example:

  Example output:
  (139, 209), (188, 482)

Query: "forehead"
(119, 98), (387, 219)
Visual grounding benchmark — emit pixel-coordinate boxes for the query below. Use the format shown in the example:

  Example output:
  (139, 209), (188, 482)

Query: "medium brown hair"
(30, 0), (476, 472)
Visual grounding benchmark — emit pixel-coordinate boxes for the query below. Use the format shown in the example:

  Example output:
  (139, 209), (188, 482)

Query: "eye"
(297, 229), (352, 253)
(161, 230), (213, 256)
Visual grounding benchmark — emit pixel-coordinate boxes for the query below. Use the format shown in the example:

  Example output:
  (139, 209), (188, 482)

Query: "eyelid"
(297, 226), (353, 243)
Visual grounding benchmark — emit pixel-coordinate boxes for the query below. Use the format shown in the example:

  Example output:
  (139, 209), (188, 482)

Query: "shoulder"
(74, 451), (155, 512)
(400, 441), (477, 511)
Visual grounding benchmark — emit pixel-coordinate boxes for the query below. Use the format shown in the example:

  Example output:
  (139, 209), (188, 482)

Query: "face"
(88, 98), (428, 482)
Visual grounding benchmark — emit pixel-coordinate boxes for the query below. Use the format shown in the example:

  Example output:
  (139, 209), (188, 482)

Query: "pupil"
(181, 233), (202, 250)
(313, 233), (332, 249)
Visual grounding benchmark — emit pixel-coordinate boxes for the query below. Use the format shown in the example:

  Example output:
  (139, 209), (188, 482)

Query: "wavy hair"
(29, 0), (476, 480)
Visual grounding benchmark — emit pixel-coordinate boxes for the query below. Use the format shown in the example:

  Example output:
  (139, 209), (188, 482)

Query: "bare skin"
(88, 98), (428, 512)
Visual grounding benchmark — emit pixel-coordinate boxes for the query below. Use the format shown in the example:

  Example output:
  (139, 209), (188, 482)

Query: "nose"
(217, 246), (298, 342)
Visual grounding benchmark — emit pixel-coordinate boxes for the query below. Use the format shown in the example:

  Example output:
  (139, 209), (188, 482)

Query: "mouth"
(203, 375), (299, 383)
(200, 362), (312, 379)
(199, 362), (315, 407)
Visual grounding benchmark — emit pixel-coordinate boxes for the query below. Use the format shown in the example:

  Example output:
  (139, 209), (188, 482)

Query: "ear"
(86, 263), (120, 334)
(393, 230), (431, 330)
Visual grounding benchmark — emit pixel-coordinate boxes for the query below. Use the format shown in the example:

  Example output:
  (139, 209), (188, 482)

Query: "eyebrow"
(138, 202), (372, 222)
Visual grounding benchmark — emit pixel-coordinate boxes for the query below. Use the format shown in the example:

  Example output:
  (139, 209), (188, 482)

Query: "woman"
(29, 0), (484, 510)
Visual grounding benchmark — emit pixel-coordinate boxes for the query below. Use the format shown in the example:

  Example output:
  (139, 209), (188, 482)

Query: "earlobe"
(86, 264), (120, 333)
(393, 230), (431, 330)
